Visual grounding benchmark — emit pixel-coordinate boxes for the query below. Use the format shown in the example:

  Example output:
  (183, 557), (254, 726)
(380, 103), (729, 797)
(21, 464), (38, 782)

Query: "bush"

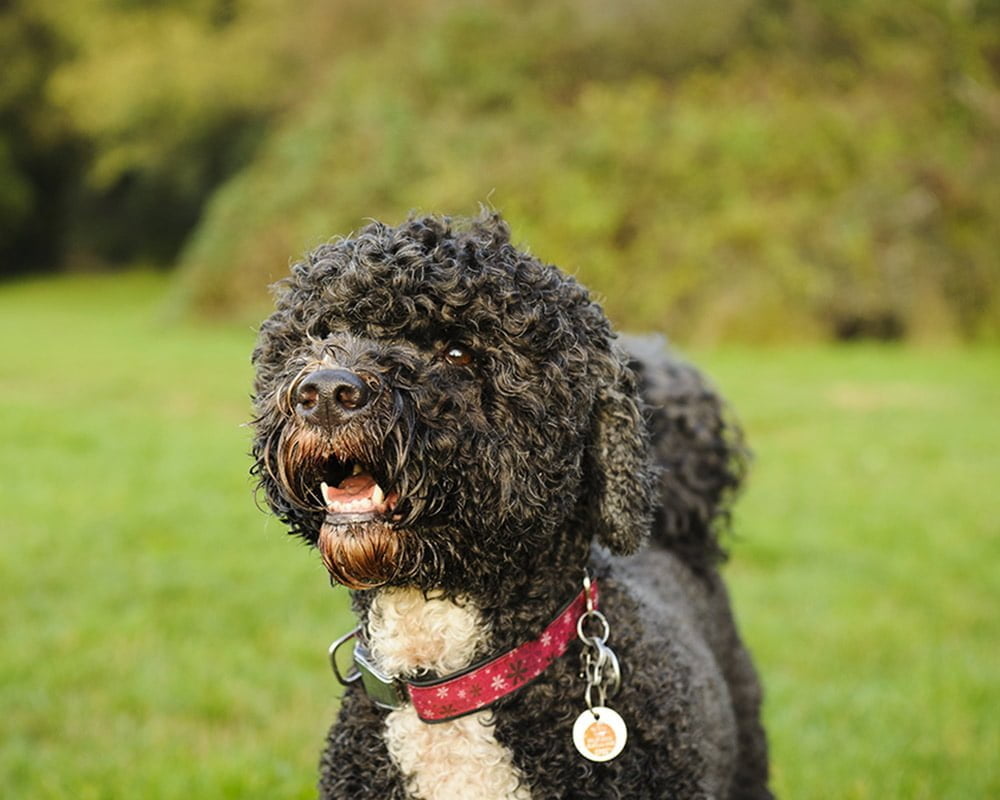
(172, 0), (1000, 342)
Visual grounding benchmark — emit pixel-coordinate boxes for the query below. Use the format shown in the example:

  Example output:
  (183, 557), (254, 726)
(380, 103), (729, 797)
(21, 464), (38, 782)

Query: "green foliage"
(2, 272), (998, 796)
(29, 0), (304, 264)
(1, 0), (398, 268)
(170, 0), (999, 342)
(1, 0), (998, 340)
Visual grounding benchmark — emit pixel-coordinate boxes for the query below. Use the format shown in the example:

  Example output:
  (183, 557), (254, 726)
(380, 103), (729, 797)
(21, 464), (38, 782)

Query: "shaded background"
(4, 0), (999, 342)
(1, 1), (998, 797)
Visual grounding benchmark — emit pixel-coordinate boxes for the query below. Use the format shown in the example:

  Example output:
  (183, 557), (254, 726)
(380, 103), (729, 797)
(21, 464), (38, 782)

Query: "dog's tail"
(621, 335), (749, 573)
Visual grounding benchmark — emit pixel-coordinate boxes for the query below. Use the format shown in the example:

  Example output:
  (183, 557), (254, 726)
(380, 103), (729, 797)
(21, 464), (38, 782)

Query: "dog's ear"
(582, 346), (656, 555)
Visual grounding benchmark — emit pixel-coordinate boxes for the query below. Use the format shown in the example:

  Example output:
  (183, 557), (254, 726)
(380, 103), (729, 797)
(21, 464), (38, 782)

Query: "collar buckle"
(353, 642), (408, 709)
(328, 626), (408, 710)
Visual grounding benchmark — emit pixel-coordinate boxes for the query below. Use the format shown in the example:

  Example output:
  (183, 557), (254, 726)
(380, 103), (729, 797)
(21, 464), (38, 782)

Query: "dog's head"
(251, 214), (654, 597)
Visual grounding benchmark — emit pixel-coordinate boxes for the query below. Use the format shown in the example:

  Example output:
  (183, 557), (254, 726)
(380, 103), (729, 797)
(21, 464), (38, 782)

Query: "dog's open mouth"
(317, 459), (404, 589)
(320, 461), (399, 523)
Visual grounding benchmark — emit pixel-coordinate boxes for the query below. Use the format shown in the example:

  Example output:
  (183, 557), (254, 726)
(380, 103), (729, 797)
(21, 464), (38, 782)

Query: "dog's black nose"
(296, 369), (372, 427)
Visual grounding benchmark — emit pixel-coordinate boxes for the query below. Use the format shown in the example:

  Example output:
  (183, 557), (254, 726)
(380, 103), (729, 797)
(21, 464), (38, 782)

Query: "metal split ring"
(577, 608), (611, 645)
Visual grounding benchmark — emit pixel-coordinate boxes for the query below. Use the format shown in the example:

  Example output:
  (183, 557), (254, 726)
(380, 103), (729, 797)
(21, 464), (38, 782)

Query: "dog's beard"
(318, 519), (404, 589)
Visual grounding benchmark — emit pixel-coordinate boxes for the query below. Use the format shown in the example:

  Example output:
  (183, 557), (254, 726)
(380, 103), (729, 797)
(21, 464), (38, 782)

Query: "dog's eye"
(442, 344), (474, 367)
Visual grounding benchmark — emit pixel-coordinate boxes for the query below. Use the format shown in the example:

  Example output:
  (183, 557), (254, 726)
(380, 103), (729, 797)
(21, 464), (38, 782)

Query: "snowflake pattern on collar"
(407, 580), (599, 723)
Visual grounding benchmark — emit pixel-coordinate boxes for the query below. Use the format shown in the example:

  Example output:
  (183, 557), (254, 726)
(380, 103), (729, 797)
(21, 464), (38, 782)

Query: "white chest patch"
(367, 589), (532, 800)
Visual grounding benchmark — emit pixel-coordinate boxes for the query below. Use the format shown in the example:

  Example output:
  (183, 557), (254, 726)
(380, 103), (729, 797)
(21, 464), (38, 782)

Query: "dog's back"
(620, 335), (771, 798)
(621, 334), (748, 573)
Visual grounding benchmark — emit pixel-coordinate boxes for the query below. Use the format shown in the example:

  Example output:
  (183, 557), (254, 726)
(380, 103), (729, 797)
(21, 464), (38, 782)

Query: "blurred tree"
(40, 0), (284, 266)
(0, 2), (82, 272)
(1, 0), (410, 272)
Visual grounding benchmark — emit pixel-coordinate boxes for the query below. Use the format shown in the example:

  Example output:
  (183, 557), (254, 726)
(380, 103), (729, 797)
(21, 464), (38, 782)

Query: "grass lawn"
(1, 271), (997, 798)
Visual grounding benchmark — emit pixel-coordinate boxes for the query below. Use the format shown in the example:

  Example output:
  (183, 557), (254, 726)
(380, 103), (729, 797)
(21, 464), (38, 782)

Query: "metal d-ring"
(329, 626), (362, 686)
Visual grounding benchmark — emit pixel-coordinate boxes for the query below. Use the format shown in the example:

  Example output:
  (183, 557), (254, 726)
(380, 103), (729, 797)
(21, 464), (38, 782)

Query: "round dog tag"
(572, 706), (628, 762)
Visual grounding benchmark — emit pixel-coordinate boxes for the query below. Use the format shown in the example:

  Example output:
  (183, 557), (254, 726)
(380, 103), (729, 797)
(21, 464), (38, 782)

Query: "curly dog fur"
(251, 213), (771, 799)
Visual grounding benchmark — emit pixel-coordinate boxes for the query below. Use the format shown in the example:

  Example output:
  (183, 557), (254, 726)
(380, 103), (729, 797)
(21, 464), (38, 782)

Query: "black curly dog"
(251, 214), (771, 799)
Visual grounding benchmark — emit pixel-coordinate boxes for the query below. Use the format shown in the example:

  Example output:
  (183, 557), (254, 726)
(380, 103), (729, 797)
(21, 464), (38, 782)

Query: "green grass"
(1, 272), (997, 798)
(0, 272), (351, 798)
(701, 347), (1000, 798)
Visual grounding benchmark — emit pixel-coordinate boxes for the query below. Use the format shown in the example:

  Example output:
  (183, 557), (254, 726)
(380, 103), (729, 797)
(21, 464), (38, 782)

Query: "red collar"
(330, 580), (599, 723)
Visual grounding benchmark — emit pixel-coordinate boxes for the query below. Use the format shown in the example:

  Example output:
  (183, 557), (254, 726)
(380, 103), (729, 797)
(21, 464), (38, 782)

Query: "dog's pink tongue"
(327, 473), (376, 502)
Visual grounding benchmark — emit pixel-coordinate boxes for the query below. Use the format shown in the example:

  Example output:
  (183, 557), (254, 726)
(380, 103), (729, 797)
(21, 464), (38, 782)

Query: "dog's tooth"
(371, 484), (384, 506)
(320, 482), (332, 505)
(352, 463), (363, 476)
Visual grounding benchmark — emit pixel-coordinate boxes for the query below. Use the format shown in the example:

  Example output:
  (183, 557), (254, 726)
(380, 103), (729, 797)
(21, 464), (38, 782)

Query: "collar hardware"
(354, 642), (408, 709)
(328, 626), (362, 686)
(328, 577), (600, 723)
(328, 626), (407, 709)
